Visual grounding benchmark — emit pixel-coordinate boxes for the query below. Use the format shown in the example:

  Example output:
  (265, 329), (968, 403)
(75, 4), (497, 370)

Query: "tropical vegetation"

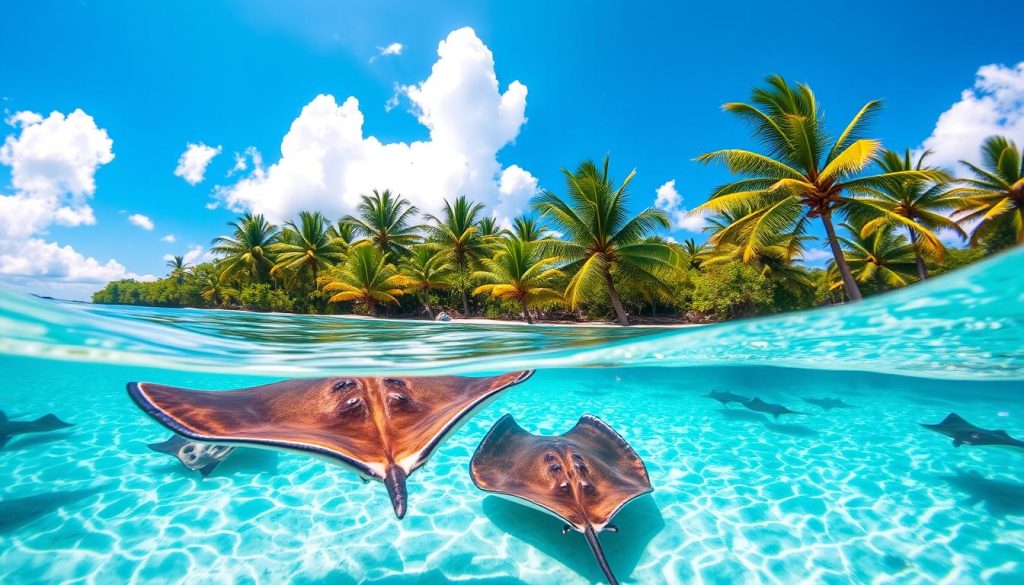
(92, 76), (1019, 325)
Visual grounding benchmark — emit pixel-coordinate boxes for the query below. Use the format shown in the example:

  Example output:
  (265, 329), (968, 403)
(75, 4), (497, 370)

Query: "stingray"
(127, 371), (532, 518)
(704, 390), (750, 406)
(803, 397), (854, 411)
(742, 397), (806, 419)
(470, 414), (652, 585)
(921, 413), (1024, 452)
(148, 435), (236, 478)
(0, 411), (73, 449)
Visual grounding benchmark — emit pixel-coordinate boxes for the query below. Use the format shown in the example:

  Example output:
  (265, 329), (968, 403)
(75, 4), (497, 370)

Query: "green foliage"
(688, 262), (774, 320)
(238, 283), (294, 312)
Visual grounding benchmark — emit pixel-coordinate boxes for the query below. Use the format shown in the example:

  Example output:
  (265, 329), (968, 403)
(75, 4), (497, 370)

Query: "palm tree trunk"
(457, 255), (471, 316)
(602, 268), (629, 326)
(519, 299), (534, 324)
(421, 290), (434, 320)
(367, 298), (377, 317)
(820, 212), (862, 301)
(907, 229), (928, 281)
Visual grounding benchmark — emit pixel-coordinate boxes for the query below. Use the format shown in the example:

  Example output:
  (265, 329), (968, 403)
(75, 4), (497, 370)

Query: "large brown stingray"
(128, 371), (532, 518)
(470, 414), (652, 585)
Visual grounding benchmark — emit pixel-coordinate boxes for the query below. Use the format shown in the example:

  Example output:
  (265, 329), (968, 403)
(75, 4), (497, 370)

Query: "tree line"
(93, 76), (1021, 325)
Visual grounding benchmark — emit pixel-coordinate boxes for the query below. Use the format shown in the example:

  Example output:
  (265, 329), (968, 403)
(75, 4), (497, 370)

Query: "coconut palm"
(424, 196), (491, 315)
(165, 255), (189, 284)
(679, 238), (707, 270)
(270, 211), (346, 284)
(321, 245), (408, 317)
(532, 156), (672, 325)
(834, 222), (918, 293)
(400, 246), (454, 319)
(476, 216), (507, 238)
(328, 219), (359, 250)
(199, 273), (237, 307)
(693, 75), (943, 301)
(472, 238), (564, 324)
(948, 136), (1024, 247)
(344, 189), (421, 257)
(849, 149), (960, 280)
(511, 215), (553, 242)
(211, 213), (280, 283)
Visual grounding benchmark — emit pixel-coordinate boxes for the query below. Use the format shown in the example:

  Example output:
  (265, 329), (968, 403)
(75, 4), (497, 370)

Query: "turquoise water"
(1, 248), (1022, 584)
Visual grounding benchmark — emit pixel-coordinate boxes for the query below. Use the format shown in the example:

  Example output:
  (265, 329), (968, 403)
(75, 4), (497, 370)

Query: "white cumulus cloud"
(379, 42), (403, 57)
(128, 213), (154, 231)
(161, 234), (176, 243)
(174, 142), (222, 185)
(0, 109), (148, 299)
(921, 62), (1024, 168)
(216, 27), (536, 225)
(654, 180), (706, 233)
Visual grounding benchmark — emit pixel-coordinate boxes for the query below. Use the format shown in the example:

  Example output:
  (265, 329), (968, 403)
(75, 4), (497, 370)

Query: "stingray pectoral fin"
(385, 371), (534, 475)
(127, 380), (382, 478)
(198, 461), (221, 478)
(584, 524), (619, 585)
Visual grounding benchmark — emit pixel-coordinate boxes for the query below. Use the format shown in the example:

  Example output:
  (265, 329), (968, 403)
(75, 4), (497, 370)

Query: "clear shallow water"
(0, 248), (1022, 584)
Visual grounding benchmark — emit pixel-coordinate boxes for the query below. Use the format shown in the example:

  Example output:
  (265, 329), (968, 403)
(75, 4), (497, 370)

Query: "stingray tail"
(583, 525), (618, 585)
(384, 465), (408, 520)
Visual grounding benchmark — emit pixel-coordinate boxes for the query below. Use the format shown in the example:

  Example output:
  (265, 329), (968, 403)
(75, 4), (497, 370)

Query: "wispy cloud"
(370, 42), (404, 63)
(174, 142), (222, 185)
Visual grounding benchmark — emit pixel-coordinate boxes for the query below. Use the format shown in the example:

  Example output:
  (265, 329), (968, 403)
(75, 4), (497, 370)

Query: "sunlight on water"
(1, 248), (1023, 584)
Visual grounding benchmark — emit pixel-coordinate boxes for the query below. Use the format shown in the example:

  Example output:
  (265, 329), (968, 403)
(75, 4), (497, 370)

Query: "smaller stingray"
(803, 397), (854, 411)
(705, 390), (750, 406)
(0, 411), (73, 449)
(921, 413), (1024, 452)
(471, 414), (652, 585)
(148, 435), (236, 478)
(742, 397), (806, 419)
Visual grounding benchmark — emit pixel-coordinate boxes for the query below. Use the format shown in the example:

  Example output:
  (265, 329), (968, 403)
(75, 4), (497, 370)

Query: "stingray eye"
(387, 392), (411, 404)
(543, 453), (556, 463)
(580, 481), (596, 495)
(574, 462), (589, 475)
(548, 463), (563, 474)
(570, 453), (583, 463)
(383, 378), (407, 388)
(556, 481), (571, 495)
(337, 396), (364, 416)
(332, 379), (357, 391)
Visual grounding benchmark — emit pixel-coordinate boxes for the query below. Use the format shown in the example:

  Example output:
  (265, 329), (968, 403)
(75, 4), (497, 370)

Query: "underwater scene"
(1, 248), (1022, 584)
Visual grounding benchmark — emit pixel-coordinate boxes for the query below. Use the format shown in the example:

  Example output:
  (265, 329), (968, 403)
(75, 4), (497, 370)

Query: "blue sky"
(1, 0), (1022, 299)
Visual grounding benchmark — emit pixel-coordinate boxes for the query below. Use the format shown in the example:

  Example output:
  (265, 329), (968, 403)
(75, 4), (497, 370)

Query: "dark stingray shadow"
(940, 470), (1024, 517)
(0, 485), (108, 533)
(481, 494), (665, 583)
(717, 408), (766, 422)
(2, 432), (74, 451)
(763, 422), (819, 437)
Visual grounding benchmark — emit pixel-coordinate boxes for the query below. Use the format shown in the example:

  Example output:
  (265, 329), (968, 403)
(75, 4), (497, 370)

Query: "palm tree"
(477, 216), (507, 239)
(532, 156), (671, 325)
(400, 246), (454, 319)
(211, 213), (279, 283)
(693, 75), (943, 301)
(321, 245), (408, 317)
(166, 255), (189, 284)
(850, 149), (960, 280)
(679, 238), (706, 270)
(270, 211), (346, 284)
(344, 189), (421, 257)
(328, 219), (359, 250)
(424, 196), (491, 315)
(199, 273), (237, 307)
(948, 136), (1024, 247)
(472, 238), (564, 324)
(511, 215), (553, 242)
(834, 222), (918, 293)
